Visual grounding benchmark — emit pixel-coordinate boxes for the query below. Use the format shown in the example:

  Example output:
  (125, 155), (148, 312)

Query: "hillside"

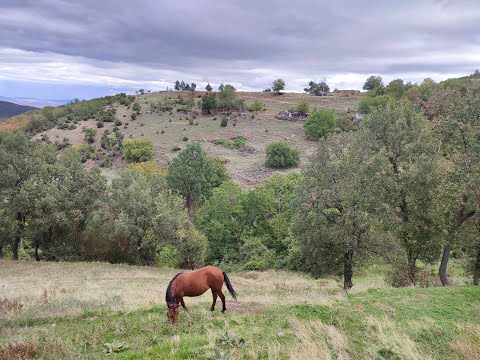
(33, 91), (362, 187)
(0, 260), (478, 359)
(0, 100), (37, 119)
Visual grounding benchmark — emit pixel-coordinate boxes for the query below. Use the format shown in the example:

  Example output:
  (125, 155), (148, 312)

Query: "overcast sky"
(1, 0), (479, 100)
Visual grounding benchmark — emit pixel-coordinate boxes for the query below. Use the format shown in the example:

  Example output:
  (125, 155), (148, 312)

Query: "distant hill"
(0, 96), (71, 108)
(0, 101), (38, 119)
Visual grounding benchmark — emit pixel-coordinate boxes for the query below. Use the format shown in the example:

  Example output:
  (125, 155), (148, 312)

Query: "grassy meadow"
(1, 260), (479, 359)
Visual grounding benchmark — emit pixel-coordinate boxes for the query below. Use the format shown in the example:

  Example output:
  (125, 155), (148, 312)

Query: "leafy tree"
(132, 102), (141, 114)
(190, 83), (197, 92)
(216, 84), (237, 110)
(167, 143), (227, 217)
(356, 101), (443, 285)
(174, 80), (181, 91)
(304, 81), (330, 95)
(83, 127), (97, 144)
(201, 94), (216, 114)
(139, 89), (145, 95)
(122, 139), (154, 163)
(218, 83), (225, 92)
(265, 141), (300, 168)
(0, 132), (57, 259)
(385, 79), (406, 99)
(263, 88), (272, 92)
(180, 80), (186, 90)
(304, 108), (336, 140)
(196, 182), (244, 262)
(363, 76), (384, 91)
(272, 79), (286, 94)
(293, 136), (374, 288)
(357, 94), (395, 114)
(205, 83), (213, 92)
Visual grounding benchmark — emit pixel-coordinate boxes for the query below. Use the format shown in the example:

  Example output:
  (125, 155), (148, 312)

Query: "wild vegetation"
(1, 72), (480, 359)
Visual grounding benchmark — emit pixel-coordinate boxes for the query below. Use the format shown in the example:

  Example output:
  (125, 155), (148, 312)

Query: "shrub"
(96, 120), (104, 128)
(295, 100), (309, 114)
(132, 102), (141, 114)
(122, 139), (154, 162)
(78, 144), (97, 162)
(303, 108), (336, 140)
(131, 112), (137, 120)
(220, 117), (228, 127)
(157, 244), (180, 268)
(83, 127), (97, 144)
(201, 94), (216, 114)
(247, 100), (263, 112)
(265, 141), (299, 168)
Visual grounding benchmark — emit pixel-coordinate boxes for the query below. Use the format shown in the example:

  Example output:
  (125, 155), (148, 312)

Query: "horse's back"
(175, 266), (224, 297)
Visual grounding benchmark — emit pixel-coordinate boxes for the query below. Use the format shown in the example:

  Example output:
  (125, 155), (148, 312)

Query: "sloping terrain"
(0, 100), (37, 119)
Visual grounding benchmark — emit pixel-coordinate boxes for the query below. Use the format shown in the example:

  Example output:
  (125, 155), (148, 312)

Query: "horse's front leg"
(179, 298), (188, 312)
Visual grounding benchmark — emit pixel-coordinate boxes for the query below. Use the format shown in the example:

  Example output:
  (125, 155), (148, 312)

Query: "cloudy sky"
(1, 0), (479, 100)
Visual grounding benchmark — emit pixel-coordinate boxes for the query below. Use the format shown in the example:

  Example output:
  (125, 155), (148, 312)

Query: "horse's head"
(167, 302), (179, 324)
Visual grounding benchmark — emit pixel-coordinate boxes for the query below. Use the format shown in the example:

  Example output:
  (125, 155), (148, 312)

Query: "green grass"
(0, 262), (480, 359)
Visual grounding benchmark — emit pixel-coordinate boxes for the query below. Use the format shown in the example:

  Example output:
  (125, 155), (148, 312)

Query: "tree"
(174, 80), (181, 91)
(363, 76), (384, 91)
(0, 132), (57, 259)
(265, 141), (300, 168)
(132, 102), (141, 114)
(385, 79), (406, 99)
(201, 94), (216, 114)
(139, 89), (145, 95)
(190, 83), (197, 92)
(122, 139), (154, 163)
(304, 108), (336, 140)
(166, 143), (228, 217)
(205, 83), (213, 92)
(196, 181), (244, 262)
(216, 84), (237, 110)
(304, 81), (329, 95)
(293, 136), (373, 289)
(356, 101), (443, 285)
(272, 79), (286, 94)
(218, 83), (225, 92)
(180, 80), (186, 90)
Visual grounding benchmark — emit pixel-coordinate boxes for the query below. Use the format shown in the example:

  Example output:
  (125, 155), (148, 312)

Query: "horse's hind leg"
(210, 290), (218, 311)
(218, 291), (226, 313)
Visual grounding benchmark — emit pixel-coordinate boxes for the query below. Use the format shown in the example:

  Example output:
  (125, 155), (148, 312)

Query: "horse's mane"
(165, 272), (182, 304)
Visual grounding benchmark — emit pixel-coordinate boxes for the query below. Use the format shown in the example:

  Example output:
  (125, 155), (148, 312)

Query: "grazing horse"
(165, 265), (237, 324)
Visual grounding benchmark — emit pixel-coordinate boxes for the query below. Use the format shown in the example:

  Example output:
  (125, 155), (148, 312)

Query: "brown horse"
(165, 265), (237, 324)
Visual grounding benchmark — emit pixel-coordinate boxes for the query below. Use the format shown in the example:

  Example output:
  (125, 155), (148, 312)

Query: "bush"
(83, 127), (97, 144)
(220, 117), (228, 127)
(78, 144), (97, 162)
(247, 100), (263, 112)
(96, 120), (104, 128)
(241, 236), (276, 270)
(122, 139), (154, 163)
(131, 112), (137, 120)
(201, 94), (216, 114)
(132, 102), (141, 114)
(303, 108), (336, 140)
(157, 244), (180, 268)
(265, 141), (299, 168)
(295, 100), (309, 114)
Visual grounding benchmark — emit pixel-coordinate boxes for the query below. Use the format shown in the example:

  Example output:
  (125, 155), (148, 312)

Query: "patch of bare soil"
(226, 300), (263, 314)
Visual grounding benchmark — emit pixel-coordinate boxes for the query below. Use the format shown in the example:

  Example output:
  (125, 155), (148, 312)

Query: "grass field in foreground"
(0, 260), (479, 359)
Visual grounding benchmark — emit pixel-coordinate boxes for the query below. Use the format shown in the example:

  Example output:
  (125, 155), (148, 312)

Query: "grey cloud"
(1, 0), (479, 91)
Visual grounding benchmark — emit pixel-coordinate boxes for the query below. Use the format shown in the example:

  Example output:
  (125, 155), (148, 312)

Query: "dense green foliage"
(122, 139), (154, 163)
(304, 80), (330, 95)
(272, 79), (285, 94)
(265, 141), (300, 168)
(201, 94), (216, 114)
(303, 108), (336, 139)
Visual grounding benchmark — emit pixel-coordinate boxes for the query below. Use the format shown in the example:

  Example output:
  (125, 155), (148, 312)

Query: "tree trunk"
(407, 251), (416, 285)
(34, 238), (40, 261)
(439, 240), (451, 286)
(439, 205), (475, 286)
(343, 249), (354, 290)
(12, 237), (20, 260)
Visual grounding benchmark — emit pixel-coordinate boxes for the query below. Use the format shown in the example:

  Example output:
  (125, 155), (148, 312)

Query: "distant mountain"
(0, 101), (38, 119)
(0, 96), (71, 108)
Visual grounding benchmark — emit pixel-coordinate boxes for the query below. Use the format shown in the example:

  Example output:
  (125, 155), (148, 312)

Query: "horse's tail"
(223, 271), (237, 301)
